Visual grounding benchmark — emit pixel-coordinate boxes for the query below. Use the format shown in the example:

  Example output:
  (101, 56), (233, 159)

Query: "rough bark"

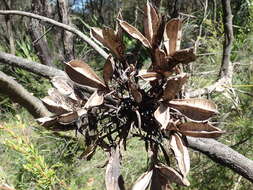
(219, 0), (234, 82)
(151, 0), (161, 9)
(57, 0), (74, 61)
(187, 137), (253, 183)
(171, 0), (182, 18)
(0, 10), (109, 60)
(0, 51), (66, 79)
(29, 0), (54, 67)
(3, 0), (15, 54)
(0, 70), (51, 118)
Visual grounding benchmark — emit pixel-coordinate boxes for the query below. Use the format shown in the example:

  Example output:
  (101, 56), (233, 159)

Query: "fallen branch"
(0, 51), (65, 79)
(0, 70), (51, 118)
(187, 137), (253, 183)
(0, 10), (109, 60)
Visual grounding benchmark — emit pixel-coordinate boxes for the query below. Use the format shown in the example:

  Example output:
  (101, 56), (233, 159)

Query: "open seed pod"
(36, 1), (223, 189)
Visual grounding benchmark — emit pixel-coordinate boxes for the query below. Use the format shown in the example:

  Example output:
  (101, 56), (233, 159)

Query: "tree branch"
(187, 137), (253, 183)
(0, 10), (109, 60)
(185, 77), (227, 98)
(0, 51), (66, 79)
(0, 70), (51, 118)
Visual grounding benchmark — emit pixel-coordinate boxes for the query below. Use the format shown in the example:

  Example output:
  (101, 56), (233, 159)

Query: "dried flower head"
(38, 1), (224, 189)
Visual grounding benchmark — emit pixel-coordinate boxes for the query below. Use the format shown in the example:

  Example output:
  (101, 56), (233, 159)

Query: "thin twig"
(194, 0), (209, 53)
(0, 10), (109, 60)
(32, 26), (54, 45)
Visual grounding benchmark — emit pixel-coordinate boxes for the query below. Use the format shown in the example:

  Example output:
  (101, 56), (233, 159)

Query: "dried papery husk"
(132, 170), (153, 190)
(164, 18), (182, 55)
(103, 55), (115, 86)
(168, 98), (218, 121)
(144, 1), (160, 45)
(65, 60), (106, 90)
(90, 27), (124, 59)
(178, 122), (225, 138)
(170, 133), (190, 178)
(150, 168), (173, 190)
(154, 103), (170, 129)
(84, 90), (104, 109)
(118, 19), (151, 48)
(155, 163), (190, 186)
(163, 73), (188, 101)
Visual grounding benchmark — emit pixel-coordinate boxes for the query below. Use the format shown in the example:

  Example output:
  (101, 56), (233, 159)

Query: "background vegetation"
(0, 0), (252, 189)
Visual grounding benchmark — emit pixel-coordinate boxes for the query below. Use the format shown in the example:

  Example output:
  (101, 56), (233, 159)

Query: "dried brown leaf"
(103, 55), (114, 85)
(170, 133), (190, 177)
(164, 19), (182, 55)
(103, 27), (125, 58)
(132, 170), (153, 190)
(118, 19), (151, 48)
(51, 76), (79, 101)
(91, 27), (124, 58)
(90, 27), (104, 46)
(168, 98), (218, 121)
(154, 103), (170, 129)
(41, 96), (71, 115)
(163, 74), (188, 101)
(84, 90), (104, 109)
(155, 163), (190, 186)
(65, 60), (106, 89)
(178, 122), (225, 138)
(58, 111), (78, 124)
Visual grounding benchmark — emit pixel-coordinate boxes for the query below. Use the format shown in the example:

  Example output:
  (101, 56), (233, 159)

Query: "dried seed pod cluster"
(38, 1), (224, 189)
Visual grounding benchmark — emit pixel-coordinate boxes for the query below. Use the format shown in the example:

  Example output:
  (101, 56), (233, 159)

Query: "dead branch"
(0, 51), (66, 79)
(187, 137), (253, 183)
(0, 10), (109, 60)
(185, 78), (227, 98)
(0, 70), (51, 118)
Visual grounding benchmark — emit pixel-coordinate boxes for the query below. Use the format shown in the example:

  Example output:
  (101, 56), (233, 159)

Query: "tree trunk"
(219, 0), (234, 83)
(29, 0), (55, 67)
(57, 0), (74, 61)
(3, 0), (15, 54)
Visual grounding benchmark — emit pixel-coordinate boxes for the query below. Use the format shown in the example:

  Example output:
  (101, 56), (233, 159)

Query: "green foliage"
(0, 115), (67, 189)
